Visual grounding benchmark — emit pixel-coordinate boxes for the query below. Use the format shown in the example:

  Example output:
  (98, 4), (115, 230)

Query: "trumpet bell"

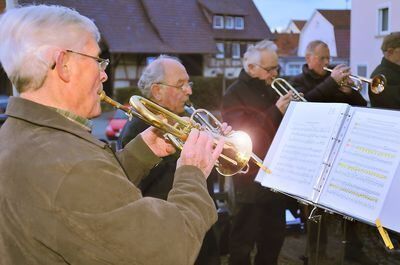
(217, 131), (253, 176)
(370, 74), (386, 94)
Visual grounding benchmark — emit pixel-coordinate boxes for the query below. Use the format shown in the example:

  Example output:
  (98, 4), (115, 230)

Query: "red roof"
(274, 33), (299, 56)
(318, 9), (351, 57)
(19, 0), (270, 54)
(292, 20), (306, 31)
(318, 9), (350, 29)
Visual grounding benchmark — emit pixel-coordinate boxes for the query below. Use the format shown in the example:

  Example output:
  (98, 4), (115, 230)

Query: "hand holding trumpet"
(328, 64), (354, 94)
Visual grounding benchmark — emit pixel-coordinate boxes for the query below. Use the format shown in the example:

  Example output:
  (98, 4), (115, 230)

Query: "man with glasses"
(119, 55), (230, 265)
(0, 5), (225, 265)
(292, 40), (366, 105)
(221, 39), (292, 265)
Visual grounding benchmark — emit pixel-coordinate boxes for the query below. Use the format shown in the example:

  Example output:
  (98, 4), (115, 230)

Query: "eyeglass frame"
(254, 63), (281, 73)
(66, 50), (110, 71)
(154, 81), (194, 90)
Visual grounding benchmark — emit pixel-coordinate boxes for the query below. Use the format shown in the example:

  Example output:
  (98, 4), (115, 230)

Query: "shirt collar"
(53, 108), (92, 132)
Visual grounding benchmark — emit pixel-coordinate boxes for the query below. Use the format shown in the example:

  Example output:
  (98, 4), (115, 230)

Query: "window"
(235, 17), (244, 30)
(286, 64), (302, 76)
(213, 15), (224, 29)
(357, 65), (369, 97)
(216, 42), (225, 59)
(225, 16), (234, 29)
(232, 43), (240, 59)
(378, 7), (389, 34)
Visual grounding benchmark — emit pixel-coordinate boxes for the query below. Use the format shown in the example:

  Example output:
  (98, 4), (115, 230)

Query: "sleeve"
(334, 90), (367, 106)
(116, 135), (161, 185)
(293, 76), (339, 102)
(369, 68), (400, 109)
(53, 162), (217, 265)
(118, 118), (149, 148)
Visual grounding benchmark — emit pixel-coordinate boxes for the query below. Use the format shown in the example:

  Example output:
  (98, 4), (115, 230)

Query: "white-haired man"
(0, 5), (224, 265)
(221, 39), (292, 265)
(119, 55), (229, 265)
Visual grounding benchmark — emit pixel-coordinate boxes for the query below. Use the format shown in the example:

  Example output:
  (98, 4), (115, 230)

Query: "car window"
(114, 109), (128, 119)
(0, 96), (8, 114)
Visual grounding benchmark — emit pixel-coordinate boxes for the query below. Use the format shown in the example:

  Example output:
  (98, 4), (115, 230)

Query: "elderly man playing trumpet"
(0, 5), (225, 265)
(292, 40), (367, 106)
(222, 39), (292, 265)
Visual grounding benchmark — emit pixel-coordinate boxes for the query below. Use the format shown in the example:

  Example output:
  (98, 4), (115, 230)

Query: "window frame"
(213, 15), (224, 29)
(234, 17), (244, 30)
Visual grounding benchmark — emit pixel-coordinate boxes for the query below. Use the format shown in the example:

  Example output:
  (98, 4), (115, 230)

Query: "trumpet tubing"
(271, 78), (307, 102)
(98, 91), (268, 176)
(323, 67), (386, 94)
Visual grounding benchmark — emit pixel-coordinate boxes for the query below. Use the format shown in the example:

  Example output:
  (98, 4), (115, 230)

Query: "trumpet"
(98, 91), (270, 177)
(271, 77), (307, 102)
(323, 67), (386, 94)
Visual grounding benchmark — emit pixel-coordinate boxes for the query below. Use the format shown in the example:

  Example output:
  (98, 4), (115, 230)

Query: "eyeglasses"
(254, 64), (281, 73)
(155, 81), (194, 90)
(66, 50), (110, 71)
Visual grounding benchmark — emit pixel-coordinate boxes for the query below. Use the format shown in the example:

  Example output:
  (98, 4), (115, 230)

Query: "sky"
(253, 0), (351, 32)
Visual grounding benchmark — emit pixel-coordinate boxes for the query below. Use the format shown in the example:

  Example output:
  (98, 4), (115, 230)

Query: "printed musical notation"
(259, 102), (348, 199)
(320, 110), (400, 222)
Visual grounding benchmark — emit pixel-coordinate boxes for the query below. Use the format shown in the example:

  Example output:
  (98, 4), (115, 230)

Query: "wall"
(298, 11), (337, 57)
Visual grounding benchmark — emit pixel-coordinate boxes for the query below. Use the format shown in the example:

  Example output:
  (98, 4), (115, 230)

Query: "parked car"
(0, 95), (9, 126)
(105, 109), (129, 140)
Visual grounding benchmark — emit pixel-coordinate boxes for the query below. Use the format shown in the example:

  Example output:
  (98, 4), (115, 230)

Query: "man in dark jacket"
(292, 40), (367, 106)
(369, 32), (400, 109)
(292, 40), (368, 264)
(221, 39), (292, 265)
(119, 55), (230, 265)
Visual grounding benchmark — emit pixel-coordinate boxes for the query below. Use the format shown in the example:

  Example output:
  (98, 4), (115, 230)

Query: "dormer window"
(235, 17), (244, 30)
(225, 16), (234, 29)
(213, 15), (224, 29)
(213, 15), (245, 30)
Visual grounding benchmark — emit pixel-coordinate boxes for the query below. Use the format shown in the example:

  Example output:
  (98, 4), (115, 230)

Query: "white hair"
(137, 55), (181, 98)
(0, 4), (100, 93)
(243, 39), (277, 72)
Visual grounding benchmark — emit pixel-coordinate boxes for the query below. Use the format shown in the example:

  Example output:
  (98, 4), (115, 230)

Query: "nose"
(100, 71), (108, 82)
(182, 84), (192, 95)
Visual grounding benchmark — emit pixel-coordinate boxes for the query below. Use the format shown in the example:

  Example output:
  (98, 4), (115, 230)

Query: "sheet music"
(257, 102), (349, 200)
(319, 108), (400, 228)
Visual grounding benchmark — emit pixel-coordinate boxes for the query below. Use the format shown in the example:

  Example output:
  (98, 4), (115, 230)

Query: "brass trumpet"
(323, 67), (386, 94)
(271, 78), (307, 102)
(99, 91), (270, 177)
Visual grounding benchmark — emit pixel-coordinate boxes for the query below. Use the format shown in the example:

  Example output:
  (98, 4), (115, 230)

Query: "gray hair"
(305, 40), (328, 56)
(381, 32), (400, 52)
(0, 5), (100, 93)
(137, 55), (181, 98)
(243, 39), (277, 72)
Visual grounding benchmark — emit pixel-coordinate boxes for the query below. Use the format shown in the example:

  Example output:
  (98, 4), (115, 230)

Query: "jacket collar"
(302, 64), (330, 80)
(238, 69), (269, 90)
(381, 57), (400, 72)
(6, 97), (107, 148)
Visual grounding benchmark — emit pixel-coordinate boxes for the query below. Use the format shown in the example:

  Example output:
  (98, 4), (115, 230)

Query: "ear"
(386, 48), (394, 55)
(305, 54), (311, 62)
(54, 51), (71, 83)
(150, 83), (163, 101)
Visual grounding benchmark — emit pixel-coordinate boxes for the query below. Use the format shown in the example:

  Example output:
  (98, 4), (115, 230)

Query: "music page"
(319, 107), (400, 231)
(257, 102), (349, 201)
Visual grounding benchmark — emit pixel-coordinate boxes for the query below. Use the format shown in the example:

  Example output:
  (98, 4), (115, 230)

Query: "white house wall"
(298, 11), (338, 57)
(350, 0), (400, 78)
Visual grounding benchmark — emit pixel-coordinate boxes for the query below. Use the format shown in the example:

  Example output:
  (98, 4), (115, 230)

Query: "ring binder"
(256, 102), (400, 235)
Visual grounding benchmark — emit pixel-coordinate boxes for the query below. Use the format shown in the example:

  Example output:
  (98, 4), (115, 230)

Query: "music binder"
(255, 102), (400, 233)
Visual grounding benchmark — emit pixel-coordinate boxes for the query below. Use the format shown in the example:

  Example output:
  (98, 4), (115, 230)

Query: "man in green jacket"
(0, 5), (224, 265)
